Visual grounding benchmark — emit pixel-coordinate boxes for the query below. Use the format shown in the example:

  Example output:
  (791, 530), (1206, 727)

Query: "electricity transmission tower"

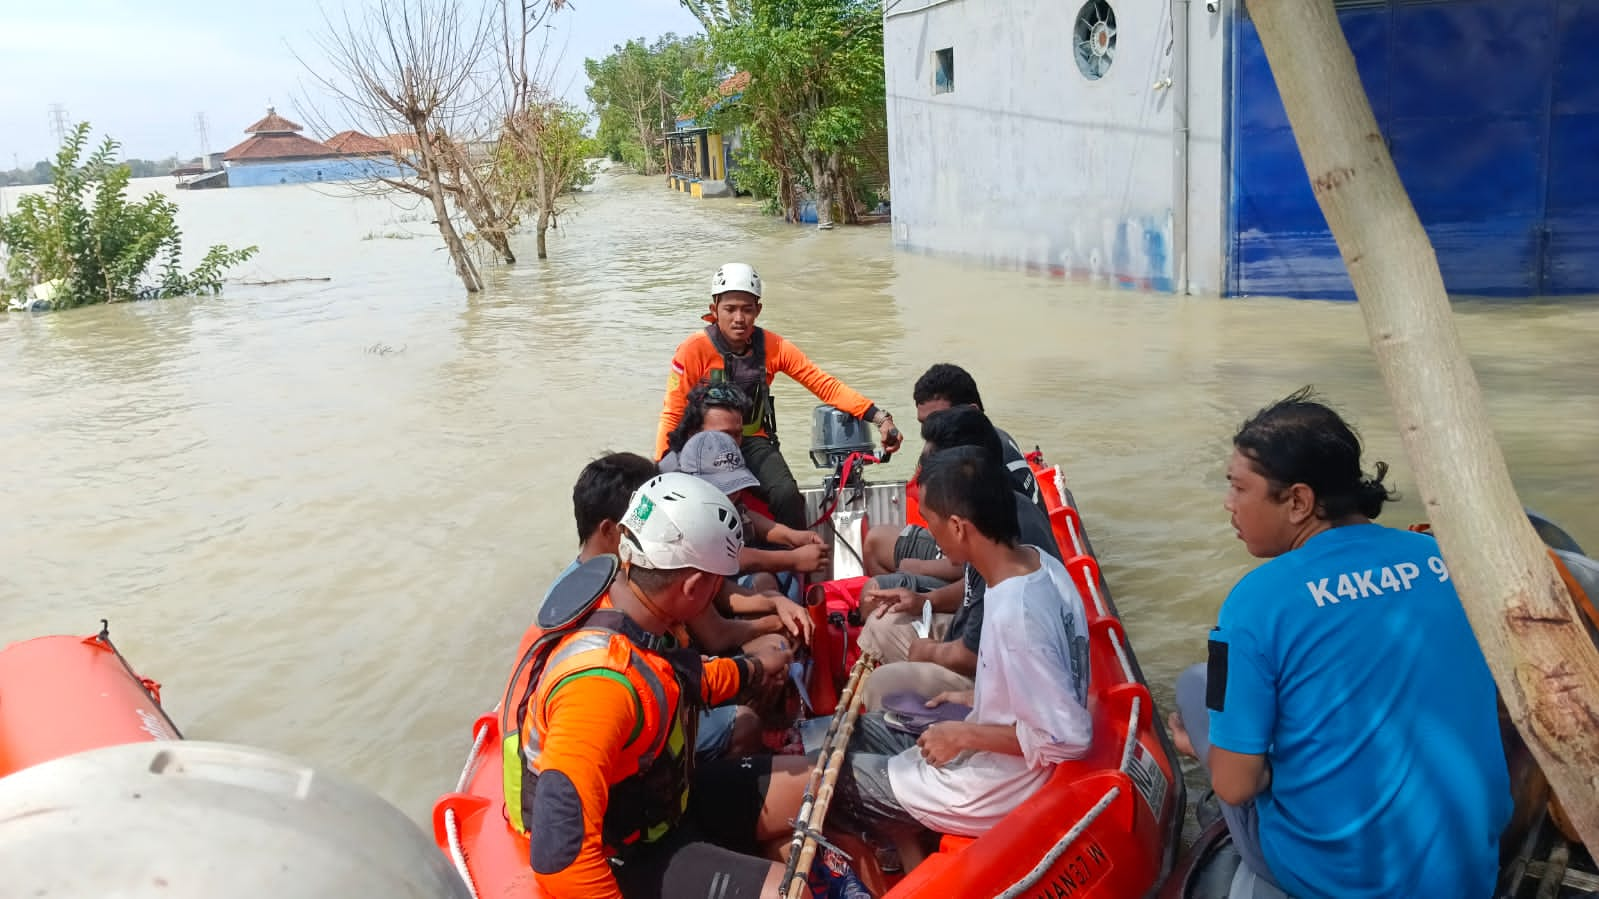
(48, 103), (69, 147)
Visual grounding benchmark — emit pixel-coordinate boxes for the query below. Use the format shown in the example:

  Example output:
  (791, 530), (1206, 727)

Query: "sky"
(0, 0), (704, 166)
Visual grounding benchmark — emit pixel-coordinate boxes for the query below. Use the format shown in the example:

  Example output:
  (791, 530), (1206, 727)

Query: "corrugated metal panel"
(1228, 0), (1597, 299)
(802, 482), (909, 582)
(801, 482), (909, 533)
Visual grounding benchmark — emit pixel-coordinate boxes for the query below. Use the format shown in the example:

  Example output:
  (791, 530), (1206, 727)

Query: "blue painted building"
(884, 0), (1599, 299)
(221, 109), (409, 189)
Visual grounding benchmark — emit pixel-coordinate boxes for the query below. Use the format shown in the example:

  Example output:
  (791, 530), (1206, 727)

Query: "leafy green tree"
(584, 34), (711, 175)
(498, 99), (593, 258)
(683, 0), (886, 227)
(0, 124), (256, 311)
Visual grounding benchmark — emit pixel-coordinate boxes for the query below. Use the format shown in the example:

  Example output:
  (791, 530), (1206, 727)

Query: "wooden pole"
(1244, 0), (1599, 853)
(781, 652), (878, 899)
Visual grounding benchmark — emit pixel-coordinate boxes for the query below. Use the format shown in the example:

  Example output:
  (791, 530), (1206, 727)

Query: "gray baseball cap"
(678, 431), (761, 496)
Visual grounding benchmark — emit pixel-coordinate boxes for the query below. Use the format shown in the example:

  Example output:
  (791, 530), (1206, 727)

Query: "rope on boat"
(1119, 694), (1142, 775)
(443, 722), (491, 899)
(1107, 628), (1135, 684)
(1083, 575), (1136, 683)
(445, 807), (481, 899)
(992, 786), (1122, 899)
(1084, 567), (1111, 618)
(1065, 515), (1088, 559)
(458, 722), (490, 793)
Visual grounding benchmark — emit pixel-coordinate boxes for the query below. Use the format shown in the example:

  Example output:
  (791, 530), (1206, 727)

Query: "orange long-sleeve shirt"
(527, 634), (744, 899)
(654, 327), (878, 459)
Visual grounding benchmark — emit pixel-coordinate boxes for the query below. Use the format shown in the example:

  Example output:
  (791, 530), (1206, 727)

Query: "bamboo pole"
(782, 652), (879, 899)
(1245, 0), (1599, 853)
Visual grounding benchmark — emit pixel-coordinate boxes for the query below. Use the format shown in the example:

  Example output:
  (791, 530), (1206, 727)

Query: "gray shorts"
(696, 705), (739, 763)
(893, 526), (942, 566)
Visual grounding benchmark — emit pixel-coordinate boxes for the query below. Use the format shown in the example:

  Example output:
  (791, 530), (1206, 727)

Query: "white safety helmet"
(711, 263), (763, 299)
(619, 472), (745, 577)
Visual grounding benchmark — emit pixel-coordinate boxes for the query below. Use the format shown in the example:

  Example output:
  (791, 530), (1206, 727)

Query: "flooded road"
(2, 173), (1596, 825)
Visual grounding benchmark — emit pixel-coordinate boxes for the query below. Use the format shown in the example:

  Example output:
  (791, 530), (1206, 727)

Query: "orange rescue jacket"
(655, 325), (878, 459)
(510, 594), (746, 899)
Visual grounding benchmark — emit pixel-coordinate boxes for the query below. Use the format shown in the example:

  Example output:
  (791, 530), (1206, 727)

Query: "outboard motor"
(809, 404), (890, 581)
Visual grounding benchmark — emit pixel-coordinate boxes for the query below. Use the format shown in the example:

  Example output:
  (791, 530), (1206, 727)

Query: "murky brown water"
(2, 173), (1597, 827)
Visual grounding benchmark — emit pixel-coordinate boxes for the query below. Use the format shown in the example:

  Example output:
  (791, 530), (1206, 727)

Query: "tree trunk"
(808, 152), (836, 230)
(536, 208), (550, 260)
(636, 109), (658, 176)
(1248, 0), (1599, 854)
(429, 182), (482, 292)
(416, 131), (483, 293)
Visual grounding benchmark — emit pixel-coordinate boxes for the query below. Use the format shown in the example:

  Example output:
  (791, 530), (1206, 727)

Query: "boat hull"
(0, 632), (178, 778)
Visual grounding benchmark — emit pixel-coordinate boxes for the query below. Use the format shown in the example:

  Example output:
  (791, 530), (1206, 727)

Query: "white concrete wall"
(1183, 0), (1232, 294)
(884, 0), (1226, 293)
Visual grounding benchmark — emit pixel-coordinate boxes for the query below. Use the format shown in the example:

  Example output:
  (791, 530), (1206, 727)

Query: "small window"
(933, 47), (954, 94)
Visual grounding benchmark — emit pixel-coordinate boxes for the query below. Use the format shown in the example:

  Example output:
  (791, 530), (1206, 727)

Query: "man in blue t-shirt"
(1173, 396), (1510, 899)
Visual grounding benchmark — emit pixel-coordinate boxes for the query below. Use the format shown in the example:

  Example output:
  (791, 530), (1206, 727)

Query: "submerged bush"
(0, 123), (257, 311)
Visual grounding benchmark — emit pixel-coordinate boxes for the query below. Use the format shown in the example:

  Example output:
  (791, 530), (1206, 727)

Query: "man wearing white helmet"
(515, 472), (814, 899)
(656, 262), (903, 530)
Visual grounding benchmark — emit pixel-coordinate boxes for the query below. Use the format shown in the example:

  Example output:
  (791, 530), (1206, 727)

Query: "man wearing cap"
(655, 262), (903, 531)
(678, 430), (829, 579)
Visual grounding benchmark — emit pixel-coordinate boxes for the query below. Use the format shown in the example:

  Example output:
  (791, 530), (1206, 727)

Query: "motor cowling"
(809, 404), (875, 470)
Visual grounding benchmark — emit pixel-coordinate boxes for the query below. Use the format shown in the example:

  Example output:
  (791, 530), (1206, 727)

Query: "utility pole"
(48, 103), (69, 147)
(195, 112), (211, 161)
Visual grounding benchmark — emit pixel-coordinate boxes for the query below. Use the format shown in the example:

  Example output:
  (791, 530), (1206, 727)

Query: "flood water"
(2, 173), (1596, 828)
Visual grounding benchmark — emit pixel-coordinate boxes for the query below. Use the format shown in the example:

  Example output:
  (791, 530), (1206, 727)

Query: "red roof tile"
(242, 107), (305, 135)
(222, 132), (338, 162)
(325, 130), (394, 155)
(718, 72), (751, 96)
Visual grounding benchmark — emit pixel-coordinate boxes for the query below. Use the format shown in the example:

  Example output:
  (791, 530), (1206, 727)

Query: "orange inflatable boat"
(431, 450), (1184, 898)
(0, 624), (180, 778)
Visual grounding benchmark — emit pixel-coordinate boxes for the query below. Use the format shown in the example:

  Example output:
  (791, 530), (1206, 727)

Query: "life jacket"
(704, 325), (778, 439)
(500, 556), (704, 854)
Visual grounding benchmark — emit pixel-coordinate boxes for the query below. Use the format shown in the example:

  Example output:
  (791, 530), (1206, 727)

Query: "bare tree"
(297, 0), (494, 292)
(494, 0), (589, 259)
(297, 0), (585, 279)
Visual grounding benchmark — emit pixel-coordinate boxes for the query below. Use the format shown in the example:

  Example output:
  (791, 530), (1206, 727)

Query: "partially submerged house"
(221, 109), (409, 188)
(666, 72), (749, 198)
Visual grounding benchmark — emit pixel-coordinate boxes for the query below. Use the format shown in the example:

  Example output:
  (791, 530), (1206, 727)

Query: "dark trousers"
(741, 434), (806, 530)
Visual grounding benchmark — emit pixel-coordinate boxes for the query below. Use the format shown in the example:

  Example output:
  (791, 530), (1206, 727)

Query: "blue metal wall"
(1228, 0), (1599, 299)
(227, 157), (408, 188)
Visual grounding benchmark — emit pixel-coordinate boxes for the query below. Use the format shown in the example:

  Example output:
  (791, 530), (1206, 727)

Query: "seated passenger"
(834, 447), (1092, 870)
(856, 408), (1061, 708)
(655, 262), (902, 530)
(534, 451), (782, 760)
(659, 382), (751, 474)
(515, 473), (808, 899)
(864, 363), (1044, 579)
(675, 429), (820, 645)
(1169, 389), (1510, 898)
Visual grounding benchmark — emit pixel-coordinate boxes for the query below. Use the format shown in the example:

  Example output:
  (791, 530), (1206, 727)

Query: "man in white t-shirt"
(833, 445), (1093, 869)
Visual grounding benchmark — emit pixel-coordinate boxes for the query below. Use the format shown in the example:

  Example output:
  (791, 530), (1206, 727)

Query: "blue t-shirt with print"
(1207, 524), (1509, 899)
